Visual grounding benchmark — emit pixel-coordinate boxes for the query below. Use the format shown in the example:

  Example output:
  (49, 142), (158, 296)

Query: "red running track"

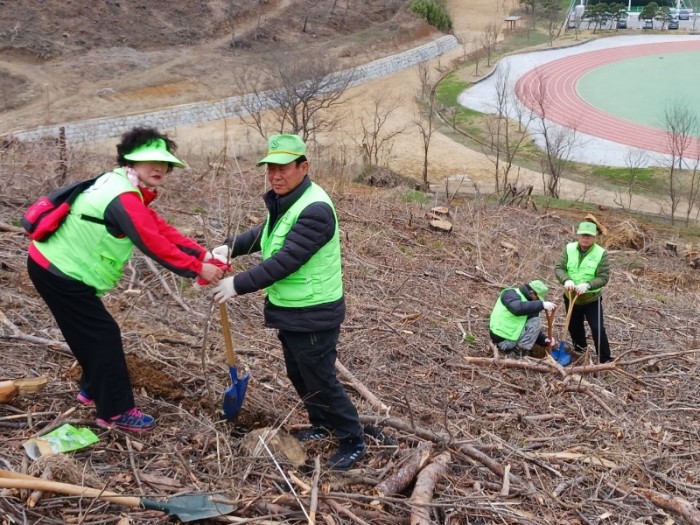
(515, 40), (700, 160)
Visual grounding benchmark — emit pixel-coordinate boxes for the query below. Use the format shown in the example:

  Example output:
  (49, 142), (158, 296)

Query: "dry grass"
(2, 140), (700, 523)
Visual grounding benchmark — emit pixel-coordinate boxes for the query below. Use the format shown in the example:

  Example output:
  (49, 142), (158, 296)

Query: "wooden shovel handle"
(0, 470), (141, 508)
(545, 308), (555, 341)
(560, 292), (578, 341)
(219, 303), (237, 367)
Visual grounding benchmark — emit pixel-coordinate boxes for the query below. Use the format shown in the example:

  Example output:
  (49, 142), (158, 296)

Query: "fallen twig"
(336, 359), (390, 414)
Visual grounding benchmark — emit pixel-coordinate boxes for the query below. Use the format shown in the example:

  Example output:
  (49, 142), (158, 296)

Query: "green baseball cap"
(257, 134), (307, 166)
(528, 280), (548, 299)
(576, 221), (597, 236)
(123, 138), (186, 168)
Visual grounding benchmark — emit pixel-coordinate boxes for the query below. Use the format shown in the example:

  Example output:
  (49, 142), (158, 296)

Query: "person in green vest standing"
(211, 134), (365, 470)
(489, 280), (556, 357)
(554, 221), (612, 363)
(27, 127), (226, 432)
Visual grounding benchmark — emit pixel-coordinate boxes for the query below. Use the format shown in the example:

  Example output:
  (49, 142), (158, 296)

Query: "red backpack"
(21, 176), (104, 242)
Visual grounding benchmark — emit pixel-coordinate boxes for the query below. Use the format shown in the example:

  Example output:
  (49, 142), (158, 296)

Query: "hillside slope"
(2, 138), (700, 523)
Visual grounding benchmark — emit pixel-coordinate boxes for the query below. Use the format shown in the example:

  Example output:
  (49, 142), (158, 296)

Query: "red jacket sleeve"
(104, 192), (204, 278)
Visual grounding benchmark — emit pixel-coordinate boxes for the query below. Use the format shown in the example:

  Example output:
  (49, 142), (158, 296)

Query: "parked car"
(667, 17), (680, 29)
(678, 9), (691, 20)
(642, 18), (654, 29)
(616, 16), (628, 29)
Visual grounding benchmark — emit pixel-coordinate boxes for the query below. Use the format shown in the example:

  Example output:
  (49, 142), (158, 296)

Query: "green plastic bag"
(22, 424), (99, 459)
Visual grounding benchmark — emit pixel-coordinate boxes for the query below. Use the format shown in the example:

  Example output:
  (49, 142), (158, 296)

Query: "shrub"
(409, 0), (453, 32)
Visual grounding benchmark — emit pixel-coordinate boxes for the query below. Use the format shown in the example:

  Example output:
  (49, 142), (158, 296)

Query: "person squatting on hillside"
(27, 127), (225, 432)
(489, 280), (556, 358)
(210, 134), (365, 471)
(554, 221), (612, 364)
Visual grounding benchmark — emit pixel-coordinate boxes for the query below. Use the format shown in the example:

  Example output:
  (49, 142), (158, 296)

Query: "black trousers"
(27, 257), (135, 420)
(278, 327), (363, 440)
(563, 295), (611, 363)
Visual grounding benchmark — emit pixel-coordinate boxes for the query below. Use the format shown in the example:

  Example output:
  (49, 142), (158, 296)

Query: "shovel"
(219, 303), (250, 420)
(552, 292), (577, 367)
(0, 469), (236, 522)
(545, 306), (556, 355)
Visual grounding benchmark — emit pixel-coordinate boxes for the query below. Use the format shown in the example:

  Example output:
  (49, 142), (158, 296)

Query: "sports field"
(577, 49), (700, 131)
(458, 35), (700, 166)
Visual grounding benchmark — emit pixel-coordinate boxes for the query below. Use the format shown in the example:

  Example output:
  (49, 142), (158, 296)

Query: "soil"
(4, 2), (700, 524)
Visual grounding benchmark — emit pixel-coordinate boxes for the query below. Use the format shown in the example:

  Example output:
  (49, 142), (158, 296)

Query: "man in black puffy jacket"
(212, 134), (364, 470)
(489, 280), (556, 358)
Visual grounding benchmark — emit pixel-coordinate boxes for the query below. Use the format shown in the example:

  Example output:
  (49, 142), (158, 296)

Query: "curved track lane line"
(515, 40), (700, 159)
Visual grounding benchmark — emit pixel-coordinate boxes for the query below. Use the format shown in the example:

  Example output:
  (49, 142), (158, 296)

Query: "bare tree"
(234, 57), (355, 143)
(664, 101), (697, 225)
(685, 146), (700, 225)
(414, 63), (438, 191)
(471, 35), (483, 76)
(529, 70), (578, 198)
(482, 63), (534, 193)
(356, 94), (405, 167)
(226, 0), (237, 49)
(614, 149), (649, 212)
(232, 67), (271, 140)
(481, 22), (501, 67)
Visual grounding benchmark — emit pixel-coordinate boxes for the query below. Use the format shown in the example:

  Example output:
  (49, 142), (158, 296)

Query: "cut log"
(409, 451), (451, 525)
(372, 442), (433, 503)
(499, 241), (518, 253)
(633, 487), (700, 525)
(0, 377), (46, 402)
(428, 219), (452, 233)
(430, 206), (450, 216)
(0, 381), (19, 403)
(13, 377), (49, 394)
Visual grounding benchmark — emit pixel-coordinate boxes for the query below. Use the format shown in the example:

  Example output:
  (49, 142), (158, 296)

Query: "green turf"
(576, 50), (700, 136)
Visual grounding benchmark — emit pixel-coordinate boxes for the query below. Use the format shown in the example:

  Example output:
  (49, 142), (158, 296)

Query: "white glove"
(545, 337), (556, 347)
(203, 251), (229, 265)
(575, 282), (590, 295)
(213, 276), (237, 303)
(211, 244), (231, 263)
(542, 301), (555, 312)
(564, 280), (575, 291)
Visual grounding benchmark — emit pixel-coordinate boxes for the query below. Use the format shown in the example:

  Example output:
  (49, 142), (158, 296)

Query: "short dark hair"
(294, 155), (307, 167)
(116, 127), (179, 173)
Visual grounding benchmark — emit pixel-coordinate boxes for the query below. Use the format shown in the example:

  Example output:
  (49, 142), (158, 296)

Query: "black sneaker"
(292, 426), (330, 442)
(327, 437), (365, 471)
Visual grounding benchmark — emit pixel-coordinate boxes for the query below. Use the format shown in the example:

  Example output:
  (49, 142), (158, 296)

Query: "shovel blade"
(223, 366), (251, 420)
(141, 493), (237, 522)
(555, 341), (572, 366)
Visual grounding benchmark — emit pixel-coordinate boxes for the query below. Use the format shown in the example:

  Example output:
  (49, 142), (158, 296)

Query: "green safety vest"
(33, 169), (142, 296)
(260, 182), (343, 308)
(565, 242), (605, 297)
(489, 287), (529, 341)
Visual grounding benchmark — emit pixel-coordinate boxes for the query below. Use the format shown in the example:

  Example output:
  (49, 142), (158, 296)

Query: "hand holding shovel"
(551, 291), (577, 367)
(195, 258), (250, 419)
